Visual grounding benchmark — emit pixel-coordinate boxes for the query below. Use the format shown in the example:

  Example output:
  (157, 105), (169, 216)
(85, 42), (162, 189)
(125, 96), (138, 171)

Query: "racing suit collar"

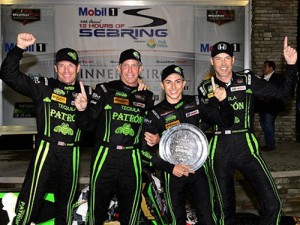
(119, 79), (138, 93)
(54, 78), (77, 91)
(214, 74), (235, 87)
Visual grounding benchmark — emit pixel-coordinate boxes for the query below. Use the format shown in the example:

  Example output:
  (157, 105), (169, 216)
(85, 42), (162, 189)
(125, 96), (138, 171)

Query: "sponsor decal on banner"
(78, 7), (119, 17)
(11, 9), (41, 25)
(147, 38), (168, 48)
(78, 7), (168, 41)
(53, 5), (195, 100)
(54, 5), (195, 60)
(207, 10), (235, 26)
(199, 43), (240, 56)
(4, 43), (47, 53)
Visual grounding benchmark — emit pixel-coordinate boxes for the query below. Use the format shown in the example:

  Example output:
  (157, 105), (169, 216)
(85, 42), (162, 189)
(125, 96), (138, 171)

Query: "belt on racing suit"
(101, 141), (140, 150)
(214, 128), (253, 135)
(40, 135), (80, 147)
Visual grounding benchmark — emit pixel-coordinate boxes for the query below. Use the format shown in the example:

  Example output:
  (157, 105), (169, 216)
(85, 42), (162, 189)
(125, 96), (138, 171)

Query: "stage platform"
(0, 141), (299, 217)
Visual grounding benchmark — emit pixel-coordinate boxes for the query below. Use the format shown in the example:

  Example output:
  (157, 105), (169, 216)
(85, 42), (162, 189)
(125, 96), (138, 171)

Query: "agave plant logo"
(43, 97), (51, 102)
(115, 123), (134, 136)
(54, 123), (74, 135)
(54, 88), (66, 96)
(68, 52), (78, 61)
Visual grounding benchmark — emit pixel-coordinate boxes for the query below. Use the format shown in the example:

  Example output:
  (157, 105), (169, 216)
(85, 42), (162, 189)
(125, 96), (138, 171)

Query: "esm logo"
(79, 8), (168, 40)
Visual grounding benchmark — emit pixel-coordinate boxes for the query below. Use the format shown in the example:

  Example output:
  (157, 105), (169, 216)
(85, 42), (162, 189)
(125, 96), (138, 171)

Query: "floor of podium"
(0, 141), (300, 224)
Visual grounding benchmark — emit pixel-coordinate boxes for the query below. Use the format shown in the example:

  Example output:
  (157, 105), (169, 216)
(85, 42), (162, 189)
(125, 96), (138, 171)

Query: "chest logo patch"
(208, 92), (215, 98)
(165, 120), (180, 129)
(114, 97), (129, 106)
(186, 110), (199, 117)
(51, 93), (66, 104)
(133, 102), (145, 108)
(54, 88), (65, 96)
(230, 86), (246, 92)
(115, 123), (134, 136)
(54, 123), (74, 135)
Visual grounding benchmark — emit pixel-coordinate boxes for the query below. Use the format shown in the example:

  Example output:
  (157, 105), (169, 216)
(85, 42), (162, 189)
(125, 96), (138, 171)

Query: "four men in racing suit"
(0, 33), (92, 225)
(198, 37), (298, 225)
(1, 33), (297, 225)
(141, 65), (234, 225)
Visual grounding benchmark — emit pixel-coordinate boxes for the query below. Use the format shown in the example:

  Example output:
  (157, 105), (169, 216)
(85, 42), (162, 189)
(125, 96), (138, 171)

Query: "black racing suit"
(198, 67), (298, 225)
(0, 46), (93, 225)
(141, 95), (234, 225)
(76, 80), (154, 225)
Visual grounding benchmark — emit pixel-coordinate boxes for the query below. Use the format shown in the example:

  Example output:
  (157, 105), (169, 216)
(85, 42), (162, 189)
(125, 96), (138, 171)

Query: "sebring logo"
(123, 8), (167, 27)
(79, 7), (168, 40)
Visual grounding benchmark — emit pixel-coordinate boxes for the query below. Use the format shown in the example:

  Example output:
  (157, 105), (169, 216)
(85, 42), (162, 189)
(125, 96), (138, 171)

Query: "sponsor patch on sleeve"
(199, 87), (207, 96)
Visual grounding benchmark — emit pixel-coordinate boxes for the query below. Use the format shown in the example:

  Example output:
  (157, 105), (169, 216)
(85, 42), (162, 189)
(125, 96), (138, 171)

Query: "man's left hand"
(137, 78), (148, 91)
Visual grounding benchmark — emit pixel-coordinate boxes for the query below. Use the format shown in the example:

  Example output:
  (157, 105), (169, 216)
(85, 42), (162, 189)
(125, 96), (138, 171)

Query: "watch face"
(159, 123), (208, 171)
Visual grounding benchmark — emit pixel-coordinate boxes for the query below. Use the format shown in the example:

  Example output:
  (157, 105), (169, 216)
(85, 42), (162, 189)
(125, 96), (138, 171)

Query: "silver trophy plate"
(159, 123), (208, 171)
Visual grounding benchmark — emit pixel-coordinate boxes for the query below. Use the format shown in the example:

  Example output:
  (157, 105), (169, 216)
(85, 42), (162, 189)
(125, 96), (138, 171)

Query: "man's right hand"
(212, 76), (227, 101)
(17, 33), (36, 50)
(75, 81), (88, 111)
(173, 164), (195, 177)
(283, 36), (297, 65)
(144, 132), (160, 147)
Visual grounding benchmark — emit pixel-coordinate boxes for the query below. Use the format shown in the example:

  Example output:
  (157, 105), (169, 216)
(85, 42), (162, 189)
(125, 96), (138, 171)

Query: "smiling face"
(54, 60), (80, 85)
(117, 59), (143, 87)
(161, 73), (186, 104)
(210, 53), (234, 83)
